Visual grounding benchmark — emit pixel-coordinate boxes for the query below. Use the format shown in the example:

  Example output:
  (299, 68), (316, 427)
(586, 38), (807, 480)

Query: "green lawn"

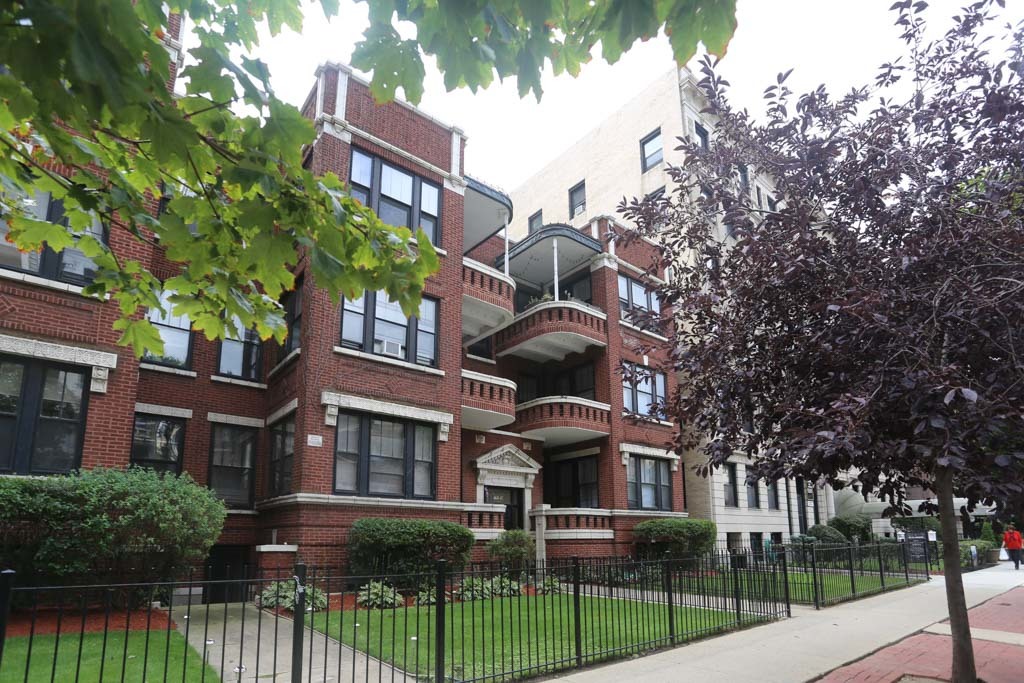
(311, 594), (748, 680)
(0, 630), (216, 683)
(675, 567), (920, 606)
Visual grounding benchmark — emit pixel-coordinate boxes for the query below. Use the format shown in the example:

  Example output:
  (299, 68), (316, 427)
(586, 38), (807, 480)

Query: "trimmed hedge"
(0, 467), (226, 585)
(828, 514), (873, 544)
(959, 539), (995, 568)
(633, 518), (717, 559)
(487, 529), (534, 567)
(348, 518), (475, 576)
(807, 524), (848, 545)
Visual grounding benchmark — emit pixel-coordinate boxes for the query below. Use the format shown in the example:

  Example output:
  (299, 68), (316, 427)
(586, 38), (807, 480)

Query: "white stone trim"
(618, 320), (669, 342)
(515, 299), (607, 322)
(256, 544), (298, 553)
(210, 375), (267, 390)
(267, 347), (301, 378)
(139, 362), (197, 378)
(135, 402), (193, 419)
(227, 509), (259, 516)
(590, 253), (618, 272)
(465, 354), (496, 365)
(471, 529), (503, 541)
(332, 346), (445, 376)
(334, 70), (348, 118)
(474, 444), (540, 519)
(321, 391), (454, 426)
(460, 369), (517, 391)
(544, 447), (602, 463)
(0, 268), (89, 296)
(530, 507), (612, 518)
(207, 412), (265, 428)
(256, 493), (504, 513)
(0, 332), (119, 393)
(462, 258), (516, 289)
(545, 529), (615, 540)
(620, 442), (680, 470)
(315, 71), (325, 118)
(515, 396), (611, 412)
(451, 130), (462, 176)
(267, 398), (298, 425)
(609, 509), (690, 519)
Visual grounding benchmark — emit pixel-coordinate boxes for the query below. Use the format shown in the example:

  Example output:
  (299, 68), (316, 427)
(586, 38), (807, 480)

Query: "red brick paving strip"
(952, 586), (1024, 635)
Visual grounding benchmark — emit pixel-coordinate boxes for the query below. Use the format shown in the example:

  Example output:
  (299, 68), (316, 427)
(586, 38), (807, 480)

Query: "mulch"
(5, 609), (176, 637)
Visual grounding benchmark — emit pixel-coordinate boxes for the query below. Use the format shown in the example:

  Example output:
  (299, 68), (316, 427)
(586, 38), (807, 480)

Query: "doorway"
(205, 545), (250, 603)
(484, 486), (524, 530)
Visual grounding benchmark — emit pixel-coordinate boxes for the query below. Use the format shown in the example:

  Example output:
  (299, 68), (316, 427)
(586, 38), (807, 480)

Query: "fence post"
(902, 542), (911, 585)
(572, 557), (583, 669)
(779, 550), (792, 618)
(810, 545), (821, 609)
(877, 544), (886, 592)
(731, 561), (742, 625)
(663, 559), (676, 644)
(848, 546), (857, 597)
(923, 539), (931, 580)
(0, 569), (13, 668)
(435, 560), (447, 683)
(290, 563), (306, 683)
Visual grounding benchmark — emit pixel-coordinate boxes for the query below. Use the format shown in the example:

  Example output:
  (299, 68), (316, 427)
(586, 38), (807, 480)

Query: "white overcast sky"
(246, 0), (1024, 192)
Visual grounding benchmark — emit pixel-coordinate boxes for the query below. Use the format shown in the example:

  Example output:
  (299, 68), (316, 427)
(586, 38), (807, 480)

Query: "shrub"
(487, 576), (522, 597)
(0, 467), (225, 585)
(414, 584), (450, 606)
(788, 534), (818, 545)
(980, 522), (997, 543)
(890, 515), (942, 538)
(807, 524), (848, 545)
(357, 581), (403, 609)
(487, 530), (535, 567)
(452, 577), (492, 601)
(260, 580), (328, 612)
(959, 540), (995, 569)
(348, 518), (475, 576)
(535, 575), (564, 595)
(828, 514), (873, 544)
(633, 519), (717, 559)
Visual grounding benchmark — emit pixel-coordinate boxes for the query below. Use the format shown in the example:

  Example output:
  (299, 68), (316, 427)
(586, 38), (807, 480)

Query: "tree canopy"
(621, 3), (1023, 679)
(0, 0), (738, 358)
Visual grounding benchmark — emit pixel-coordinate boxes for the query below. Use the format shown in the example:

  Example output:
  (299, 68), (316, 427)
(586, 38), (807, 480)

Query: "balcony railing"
(530, 506), (613, 538)
(462, 258), (516, 344)
(513, 395), (612, 447)
(494, 300), (607, 362)
(460, 369), (517, 431)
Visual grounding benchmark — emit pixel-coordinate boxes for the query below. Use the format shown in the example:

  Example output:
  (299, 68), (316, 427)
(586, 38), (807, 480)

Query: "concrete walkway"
(546, 562), (1024, 683)
(170, 603), (409, 682)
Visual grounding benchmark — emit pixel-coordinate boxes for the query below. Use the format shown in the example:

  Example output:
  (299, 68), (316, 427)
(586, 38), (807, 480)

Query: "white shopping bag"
(1000, 548), (1009, 561)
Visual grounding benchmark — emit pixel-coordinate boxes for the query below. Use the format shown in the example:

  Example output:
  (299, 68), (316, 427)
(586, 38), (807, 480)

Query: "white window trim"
(465, 353), (496, 365)
(267, 347), (301, 378)
(210, 375), (267, 390)
(620, 442), (680, 471)
(135, 402), (193, 419)
(267, 398), (298, 426)
(619, 320), (669, 342)
(321, 390), (454, 429)
(0, 269), (88, 296)
(0, 332), (118, 393)
(207, 412), (264, 428)
(139, 362), (197, 378)
(332, 346), (445, 376)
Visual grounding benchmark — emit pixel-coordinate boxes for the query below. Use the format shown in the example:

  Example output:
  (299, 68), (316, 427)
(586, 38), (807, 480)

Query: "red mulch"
(5, 609), (176, 637)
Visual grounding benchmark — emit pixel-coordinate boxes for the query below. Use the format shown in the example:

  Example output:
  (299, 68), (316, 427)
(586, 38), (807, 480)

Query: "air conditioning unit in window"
(572, 205), (585, 218)
(381, 340), (404, 358)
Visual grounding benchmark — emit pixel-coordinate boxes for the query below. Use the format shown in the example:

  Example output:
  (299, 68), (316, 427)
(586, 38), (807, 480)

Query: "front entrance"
(484, 486), (524, 530)
(206, 545), (250, 603)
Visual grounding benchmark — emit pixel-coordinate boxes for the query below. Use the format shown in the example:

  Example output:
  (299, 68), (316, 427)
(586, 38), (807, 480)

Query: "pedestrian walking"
(1003, 523), (1022, 570)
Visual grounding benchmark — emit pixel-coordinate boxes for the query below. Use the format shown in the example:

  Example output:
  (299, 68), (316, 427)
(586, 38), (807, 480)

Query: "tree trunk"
(935, 467), (977, 683)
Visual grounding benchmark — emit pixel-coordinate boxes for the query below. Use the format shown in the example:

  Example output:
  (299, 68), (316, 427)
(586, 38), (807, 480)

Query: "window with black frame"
(466, 336), (492, 359)
(767, 480), (780, 509)
(568, 181), (586, 218)
(341, 290), (438, 367)
(0, 187), (105, 286)
(521, 363), (594, 402)
(622, 361), (668, 418)
(626, 455), (671, 511)
(546, 456), (598, 508)
(640, 128), (663, 171)
(617, 273), (661, 330)
(349, 148), (442, 246)
(559, 271), (592, 304)
(143, 290), (192, 369)
(209, 423), (257, 508)
(528, 210), (543, 233)
(131, 414), (185, 474)
(747, 478), (761, 508)
(333, 410), (435, 499)
(278, 279), (303, 362)
(268, 416), (294, 498)
(0, 356), (89, 475)
(723, 462), (739, 507)
(695, 123), (710, 151)
(219, 316), (262, 381)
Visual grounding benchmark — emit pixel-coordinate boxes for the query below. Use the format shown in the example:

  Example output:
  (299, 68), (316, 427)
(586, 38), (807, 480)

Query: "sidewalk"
(547, 562), (1024, 683)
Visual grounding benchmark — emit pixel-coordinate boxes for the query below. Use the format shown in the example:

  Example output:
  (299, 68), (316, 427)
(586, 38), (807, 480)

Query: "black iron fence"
(781, 542), (929, 607)
(0, 552), (790, 683)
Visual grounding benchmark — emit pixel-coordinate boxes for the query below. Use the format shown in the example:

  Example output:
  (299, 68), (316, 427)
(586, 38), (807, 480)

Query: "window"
(1, 356), (89, 475)
(218, 317), (262, 381)
(349, 149), (442, 246)
(694, 123), (710, 151)
(622, 361), (668, 418)
(268, 416), (294, 498)
(528, 210), (543, 234)
(546, 456), (598, 508)
(767, 480), (780, 510)
(617, 273), (661, 329)
(341, 290), (439, 367)
(640, 128), (663, 171)
(279, 279), (303, 361)
(0, 187), (105, 286)
(333, 411), (435, 499)
(750, 532), (764, 554)
(520, 363), (594, 402)
(767, 195), (778, 212)
(747, 478), (761, 509)
(143, 290), (192, 369)
(756, 186), (764, 209)
(466, 336), (492, 359)
(156, 182), (199, 235)
(738, 165), (750, 195)
(723, 463), (738, 507)
(559, 272), (592, 304)
(131, 414), (185, 474)
(627, 455), (671, 511)
(568, 181), (586, 218)
(209, 423), (257, 508)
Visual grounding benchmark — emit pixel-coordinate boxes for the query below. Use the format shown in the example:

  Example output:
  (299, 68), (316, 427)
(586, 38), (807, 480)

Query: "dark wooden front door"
(206, 544), (250, 603)
(484, 486), (523, 530)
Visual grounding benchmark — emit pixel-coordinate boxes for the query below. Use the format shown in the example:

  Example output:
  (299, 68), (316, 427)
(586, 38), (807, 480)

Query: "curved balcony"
(513, 396), (611, 447)
(462, 258), (516, 344)
(494, 300), (607, 362)
(461, 370), (517, 431)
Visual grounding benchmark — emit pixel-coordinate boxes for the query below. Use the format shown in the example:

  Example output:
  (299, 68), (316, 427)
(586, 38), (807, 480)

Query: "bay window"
(131, 414), (185, 474)
(349, 149), (442, 246)
(333, 411), (435, 499)
(144, 290), (192, 369)
(626, 455), (671, 511)
(278, 279), (303, 361)
(209, 423), (257, 508)
(546, 456), (598, 508)
(622, 361), (668, 418)
(268, 416), (294, 498)
(219, 316), (262, 381)
(341, 290), (439, 367)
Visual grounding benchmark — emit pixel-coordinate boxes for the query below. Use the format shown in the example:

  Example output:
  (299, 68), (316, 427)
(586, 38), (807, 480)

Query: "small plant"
(487, 576), (521, 597)
(487, 529), (535, 568)
(414, 584), (450, 606)
(980, 521), (996, 544)
(259, 580), (328, 612)
(357, 581), (403, 609)
(452, 577), (492, 601)
(807, 524), (848, 545)
(535, 575), (564, 595)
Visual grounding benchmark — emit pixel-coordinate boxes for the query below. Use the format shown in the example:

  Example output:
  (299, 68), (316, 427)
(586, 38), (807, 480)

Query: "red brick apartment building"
(0, 30), (685, 576)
